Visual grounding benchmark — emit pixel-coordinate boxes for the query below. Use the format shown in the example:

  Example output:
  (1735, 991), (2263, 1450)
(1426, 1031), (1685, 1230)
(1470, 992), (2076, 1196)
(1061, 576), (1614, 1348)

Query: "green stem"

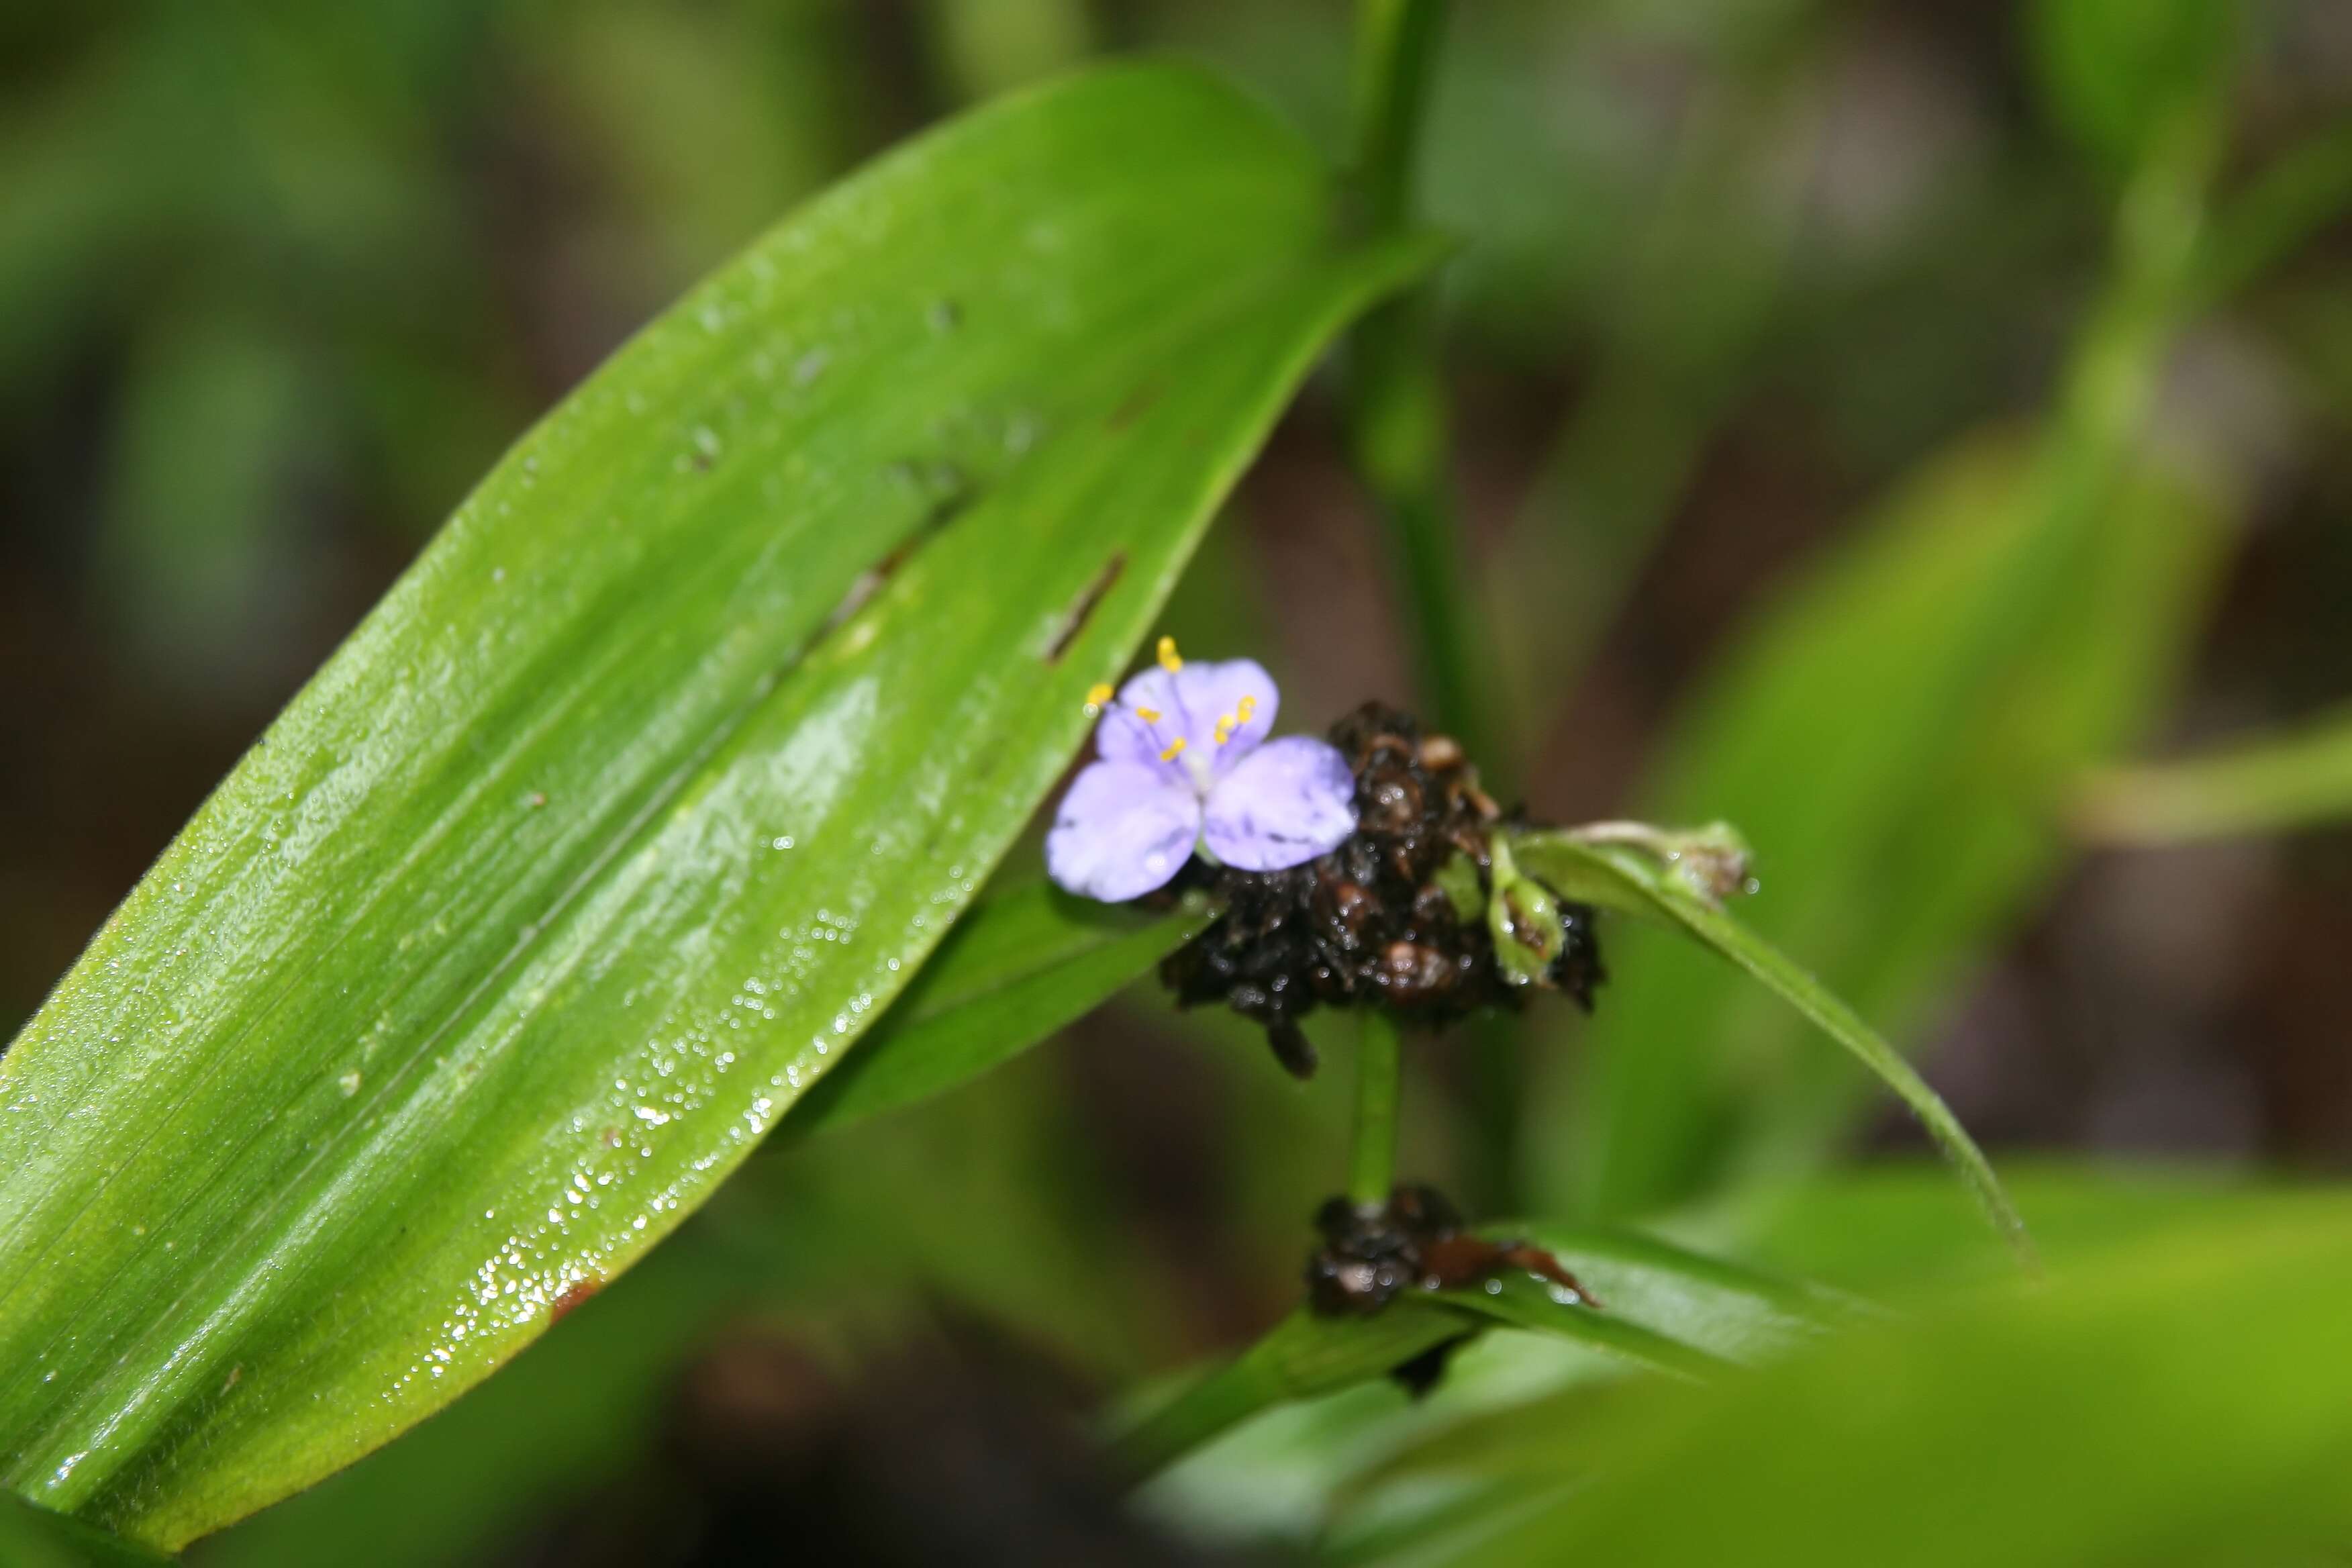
(1349, 1010), (1404, 1208)
(1340, 0), (1496, 771)
(1349, 0), (1447, 236)
(1340, 0), (1528, 1214)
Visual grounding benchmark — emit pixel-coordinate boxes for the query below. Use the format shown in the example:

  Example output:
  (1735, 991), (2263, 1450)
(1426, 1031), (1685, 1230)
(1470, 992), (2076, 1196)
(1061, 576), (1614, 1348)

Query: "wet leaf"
(0, 63), (1435, 1547)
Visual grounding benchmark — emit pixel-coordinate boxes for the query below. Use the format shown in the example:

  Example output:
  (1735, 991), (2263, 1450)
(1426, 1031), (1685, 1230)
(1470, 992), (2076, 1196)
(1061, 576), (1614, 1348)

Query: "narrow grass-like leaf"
(1428, 1281), (1720, 1381)
(1719, 1159), (2291, 1300)
(0, 64), (1436, 1547)
(783, 883), (1214, 1137)
(1508, 1222), (1860, 1361)
(1387, 1196), (2352, 1567)
(1553, 133), (2227, 1218)
(1111, 1303), (1476, 1485)
(2077, 702), (2352, 844)
(1112, 1222), (1818, 1482)
(1512, 830), (2033, 1264)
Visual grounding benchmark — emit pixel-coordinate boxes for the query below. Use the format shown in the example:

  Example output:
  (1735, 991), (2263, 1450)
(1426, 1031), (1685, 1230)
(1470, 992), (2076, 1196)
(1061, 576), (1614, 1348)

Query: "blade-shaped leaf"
(782, 881), (1215, 1138)
(1550, 426), (2226, 1223)
(1112, 1302), (1477, 1485)
(1505, 1222), (1862, 1361)
(1385, 1195), (2352, 1568)
(0, 63), (1436, 1547)
(1510, 830), (2033, 1265)
(1718, 1159), (2288, 1300)
(1112, 1222), (1828, 1483)
(2077, 701), (2352, 844)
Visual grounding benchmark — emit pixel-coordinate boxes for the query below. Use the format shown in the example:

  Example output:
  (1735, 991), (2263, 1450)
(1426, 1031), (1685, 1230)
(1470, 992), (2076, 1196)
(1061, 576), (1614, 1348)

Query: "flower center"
(1080, 638), (1262, 795)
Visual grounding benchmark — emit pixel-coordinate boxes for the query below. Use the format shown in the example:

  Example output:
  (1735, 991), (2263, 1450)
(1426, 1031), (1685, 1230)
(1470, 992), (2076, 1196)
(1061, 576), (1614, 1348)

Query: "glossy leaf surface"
(0, 64), (1433, 1547)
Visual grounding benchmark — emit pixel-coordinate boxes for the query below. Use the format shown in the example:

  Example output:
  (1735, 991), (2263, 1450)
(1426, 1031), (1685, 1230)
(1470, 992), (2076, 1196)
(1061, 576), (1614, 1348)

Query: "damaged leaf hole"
(814, 463), (979, 640)
(1044, 553), (1126, 663)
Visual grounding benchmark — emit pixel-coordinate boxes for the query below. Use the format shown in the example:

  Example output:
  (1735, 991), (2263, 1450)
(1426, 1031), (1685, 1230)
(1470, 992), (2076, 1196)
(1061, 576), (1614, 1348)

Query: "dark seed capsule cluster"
(1158, 702), (1602, 1077)
(1305, 1183), (1593, 1318)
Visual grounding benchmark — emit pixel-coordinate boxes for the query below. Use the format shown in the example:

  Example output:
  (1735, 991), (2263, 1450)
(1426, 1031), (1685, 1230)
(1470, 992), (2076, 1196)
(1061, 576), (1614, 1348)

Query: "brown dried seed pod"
(1304, 1182), (1596, 1318)
(1157, 702), (1603, 1074)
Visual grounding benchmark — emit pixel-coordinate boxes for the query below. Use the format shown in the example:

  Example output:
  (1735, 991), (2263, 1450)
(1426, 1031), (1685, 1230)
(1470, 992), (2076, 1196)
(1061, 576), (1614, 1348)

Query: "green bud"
(1487, 867), (1563, 989)
(1433, 850), (1485, 923)
(1667, 820), (1755, 904)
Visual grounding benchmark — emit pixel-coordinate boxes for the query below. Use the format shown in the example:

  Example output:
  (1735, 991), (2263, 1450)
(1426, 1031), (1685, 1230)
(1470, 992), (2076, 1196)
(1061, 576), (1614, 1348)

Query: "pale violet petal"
(1095, 667), (1184, 770)
(1045, 761), (1202, 901)
(1097, 658), (1279, 779)
(1201, 735), (1357, 872)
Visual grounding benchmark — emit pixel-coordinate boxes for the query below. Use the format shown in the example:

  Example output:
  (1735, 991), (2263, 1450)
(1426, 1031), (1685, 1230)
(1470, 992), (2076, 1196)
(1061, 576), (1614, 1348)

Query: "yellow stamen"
(1157, 635), (1183, 673)
(1134, 706), (1162, 724)
(1083, 682), (1114, 710)
(1159, 736), (1187, 763)
(1214, 692), (1258, 745)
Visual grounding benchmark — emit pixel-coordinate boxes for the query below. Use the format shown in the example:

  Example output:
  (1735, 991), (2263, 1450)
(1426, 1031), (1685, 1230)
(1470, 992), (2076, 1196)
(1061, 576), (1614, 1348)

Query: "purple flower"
(1048, 639), (1358, 902)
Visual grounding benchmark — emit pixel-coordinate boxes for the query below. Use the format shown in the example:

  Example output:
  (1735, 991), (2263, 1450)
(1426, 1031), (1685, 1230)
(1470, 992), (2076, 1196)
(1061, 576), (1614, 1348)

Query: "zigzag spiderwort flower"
(1048, 638), (1357, 902)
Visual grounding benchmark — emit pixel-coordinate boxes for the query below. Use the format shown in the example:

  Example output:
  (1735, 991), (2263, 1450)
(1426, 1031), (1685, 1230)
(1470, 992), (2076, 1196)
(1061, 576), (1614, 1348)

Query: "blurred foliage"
(2080, 699), (2352, 843)
(3, 0), (2350, 1561)
(1338, 1191), (2352, 1567)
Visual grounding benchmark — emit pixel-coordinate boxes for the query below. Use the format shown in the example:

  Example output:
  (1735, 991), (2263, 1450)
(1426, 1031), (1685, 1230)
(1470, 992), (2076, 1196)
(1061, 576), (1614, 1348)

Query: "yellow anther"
(1083, 682), (1114, 709)
(1159, 736), (1187, 763)
(1157, 635), (1183, 673)
(1134, 706), (1162, 724)
(1214, 692), (1257, 744)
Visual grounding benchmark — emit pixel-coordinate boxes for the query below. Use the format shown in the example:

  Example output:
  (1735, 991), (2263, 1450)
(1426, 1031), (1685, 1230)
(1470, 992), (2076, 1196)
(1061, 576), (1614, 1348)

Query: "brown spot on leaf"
(1108, 383), (1162, 430)
(550, 1277), (603, 1324)
(1044, 553), (1125, 663)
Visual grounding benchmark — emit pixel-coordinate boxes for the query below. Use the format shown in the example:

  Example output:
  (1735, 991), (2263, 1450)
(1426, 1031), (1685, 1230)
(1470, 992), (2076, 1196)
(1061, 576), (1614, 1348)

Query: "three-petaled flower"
(1047, 638), (1359, 902)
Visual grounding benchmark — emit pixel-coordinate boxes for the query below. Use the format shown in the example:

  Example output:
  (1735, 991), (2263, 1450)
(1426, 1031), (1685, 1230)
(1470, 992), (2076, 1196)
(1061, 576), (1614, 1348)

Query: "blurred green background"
(3, 0), (2349, 1562)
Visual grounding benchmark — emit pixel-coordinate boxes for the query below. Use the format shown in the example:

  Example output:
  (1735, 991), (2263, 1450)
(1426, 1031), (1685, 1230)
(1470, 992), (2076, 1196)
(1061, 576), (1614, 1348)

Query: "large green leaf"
(0, 63), (1434, 1547)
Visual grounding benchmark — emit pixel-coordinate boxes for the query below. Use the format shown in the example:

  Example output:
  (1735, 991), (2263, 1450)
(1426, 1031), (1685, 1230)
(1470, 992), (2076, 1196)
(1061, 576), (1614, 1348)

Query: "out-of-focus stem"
(1340, 0), (1498, 777)
(1349, 0), (1445, 238)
